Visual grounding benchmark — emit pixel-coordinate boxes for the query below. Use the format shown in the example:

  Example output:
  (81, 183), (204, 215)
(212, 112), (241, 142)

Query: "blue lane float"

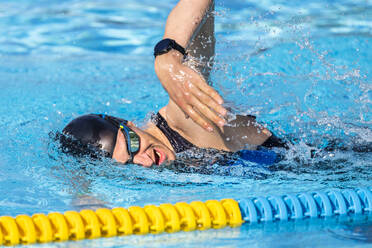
(238, 188), (372, 223)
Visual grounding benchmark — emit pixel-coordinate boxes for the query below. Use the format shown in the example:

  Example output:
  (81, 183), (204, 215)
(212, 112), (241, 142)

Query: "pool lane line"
(0, 188), (371, 246)
(0, 199), (243, 246)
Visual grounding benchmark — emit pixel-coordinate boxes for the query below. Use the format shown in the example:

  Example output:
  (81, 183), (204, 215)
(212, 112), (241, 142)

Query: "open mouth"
(153, 148), (165, 165)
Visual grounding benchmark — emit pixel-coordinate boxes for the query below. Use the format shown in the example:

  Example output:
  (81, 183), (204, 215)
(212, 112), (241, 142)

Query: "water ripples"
(0, 0), (371, 55)
(0, 1), (371, 245)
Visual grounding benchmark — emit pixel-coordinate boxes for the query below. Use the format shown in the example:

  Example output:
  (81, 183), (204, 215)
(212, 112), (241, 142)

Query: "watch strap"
(154, 38), (187, 58)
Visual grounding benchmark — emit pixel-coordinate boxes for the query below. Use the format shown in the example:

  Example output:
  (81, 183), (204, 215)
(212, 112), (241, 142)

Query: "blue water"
(0, 0), (371, 247)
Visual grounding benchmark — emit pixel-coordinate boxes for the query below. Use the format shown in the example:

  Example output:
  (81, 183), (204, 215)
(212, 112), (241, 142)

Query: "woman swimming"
(60, 0), (287, 167)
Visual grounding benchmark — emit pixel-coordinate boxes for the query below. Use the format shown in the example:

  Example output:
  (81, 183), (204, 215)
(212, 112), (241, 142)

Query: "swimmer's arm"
(221, 115), (272, 151)
(155, 0), (227, 132)
(173, 111), (273, 152)
(163, 0), (213, 50)
(185, 0), (215, 81)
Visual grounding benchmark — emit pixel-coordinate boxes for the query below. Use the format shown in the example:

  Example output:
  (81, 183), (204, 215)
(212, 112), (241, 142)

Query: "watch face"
(154, 38), (174, 56)
(156, 39), (172, 51)
(154, 38), (185, 58)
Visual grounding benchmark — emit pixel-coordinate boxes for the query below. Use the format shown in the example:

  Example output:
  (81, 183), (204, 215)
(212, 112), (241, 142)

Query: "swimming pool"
(0, 0), (371, 247)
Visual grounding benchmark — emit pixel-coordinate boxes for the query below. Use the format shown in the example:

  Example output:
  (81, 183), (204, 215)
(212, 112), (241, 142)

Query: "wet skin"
(112, 121), (176, 167)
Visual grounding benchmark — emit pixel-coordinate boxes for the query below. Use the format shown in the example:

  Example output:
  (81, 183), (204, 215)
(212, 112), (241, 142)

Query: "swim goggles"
(98, 114), (140, 163)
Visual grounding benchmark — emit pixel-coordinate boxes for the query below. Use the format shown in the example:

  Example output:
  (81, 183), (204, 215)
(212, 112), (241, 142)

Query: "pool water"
(0, 0), (371, 247)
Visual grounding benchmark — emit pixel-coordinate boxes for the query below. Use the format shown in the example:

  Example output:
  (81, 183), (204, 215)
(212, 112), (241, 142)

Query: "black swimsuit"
(152, 113), (195, 153)
(152, 112), (287, 153)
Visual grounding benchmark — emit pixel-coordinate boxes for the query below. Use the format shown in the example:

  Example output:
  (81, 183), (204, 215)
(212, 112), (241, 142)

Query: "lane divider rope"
(0, 188), (371, 246)
(0, 199), (242, 246)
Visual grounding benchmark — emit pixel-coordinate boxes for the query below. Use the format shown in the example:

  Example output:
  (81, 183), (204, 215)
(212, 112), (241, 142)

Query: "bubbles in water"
(211, 0), (371, 175)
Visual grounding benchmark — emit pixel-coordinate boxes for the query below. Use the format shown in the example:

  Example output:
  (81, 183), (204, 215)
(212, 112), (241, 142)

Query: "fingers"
(187, 84), (226, 127)
(190, 94), (226, 128)
(182, 94), (226, 132)
(183, 104), (214, 132)
(184, 68), (227, 117)
(170, 91), (216, 132)
(159, 62), (228, 132)
(193, 85), (227, 116)
(190, 71), (224, 106)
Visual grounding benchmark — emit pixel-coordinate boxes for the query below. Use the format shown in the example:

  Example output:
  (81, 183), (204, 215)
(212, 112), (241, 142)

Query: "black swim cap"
(60, 114), (120, 158)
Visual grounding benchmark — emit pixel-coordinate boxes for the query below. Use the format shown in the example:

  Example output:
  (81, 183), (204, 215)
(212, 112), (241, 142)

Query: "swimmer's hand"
(155, 50), (227, 131)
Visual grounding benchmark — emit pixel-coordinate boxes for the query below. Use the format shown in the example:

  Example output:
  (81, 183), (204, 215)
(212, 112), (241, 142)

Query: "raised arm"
(154, 0), (227, 132)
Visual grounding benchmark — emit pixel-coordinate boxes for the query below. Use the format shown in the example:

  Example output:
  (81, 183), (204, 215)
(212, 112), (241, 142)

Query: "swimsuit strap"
(261, 134), (288, 149)
(152, 112), (195, 153)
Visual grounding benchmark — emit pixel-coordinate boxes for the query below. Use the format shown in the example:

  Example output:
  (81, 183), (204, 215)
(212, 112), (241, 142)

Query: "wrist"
(155, 50), (183, 75)
(155, 49), (183, 64)
(154, 38), (186, 59)
(154, 51), (183, 84)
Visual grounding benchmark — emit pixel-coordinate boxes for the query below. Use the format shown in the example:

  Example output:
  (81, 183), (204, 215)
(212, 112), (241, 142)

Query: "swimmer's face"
(112, 121), (176, 167)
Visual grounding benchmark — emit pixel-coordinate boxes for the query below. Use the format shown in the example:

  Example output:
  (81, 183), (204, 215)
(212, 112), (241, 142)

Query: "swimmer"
(60, 0), (287, 167)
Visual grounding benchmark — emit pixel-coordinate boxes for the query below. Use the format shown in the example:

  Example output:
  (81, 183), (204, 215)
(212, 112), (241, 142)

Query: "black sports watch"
(154, 38), (186, 58)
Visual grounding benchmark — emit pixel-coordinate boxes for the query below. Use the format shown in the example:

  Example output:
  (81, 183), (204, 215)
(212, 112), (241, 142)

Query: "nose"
(133, 152), (153, 167)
